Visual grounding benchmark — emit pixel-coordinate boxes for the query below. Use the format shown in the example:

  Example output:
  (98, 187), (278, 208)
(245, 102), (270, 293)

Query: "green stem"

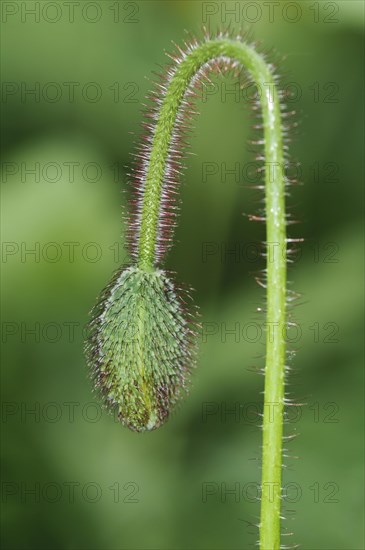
(137, 38), (286, 549)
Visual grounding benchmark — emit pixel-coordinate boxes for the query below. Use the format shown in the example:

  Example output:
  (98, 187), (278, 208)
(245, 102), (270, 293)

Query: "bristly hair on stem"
(85, 28), (299, 550)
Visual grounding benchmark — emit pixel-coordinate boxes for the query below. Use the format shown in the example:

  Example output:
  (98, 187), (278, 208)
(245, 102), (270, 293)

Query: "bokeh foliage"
(1, 1), (364, 548)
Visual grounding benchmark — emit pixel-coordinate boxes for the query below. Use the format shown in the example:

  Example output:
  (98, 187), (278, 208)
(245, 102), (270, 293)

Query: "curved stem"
(137, 38), (286, 549)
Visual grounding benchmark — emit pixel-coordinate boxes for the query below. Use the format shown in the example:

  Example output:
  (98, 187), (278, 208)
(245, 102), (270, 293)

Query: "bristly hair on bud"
(85, 266), (196, 432)
(85, 28), (294, 549)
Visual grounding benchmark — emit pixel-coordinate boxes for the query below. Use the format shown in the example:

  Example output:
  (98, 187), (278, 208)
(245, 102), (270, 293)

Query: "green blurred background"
(1, 1), (364, 548)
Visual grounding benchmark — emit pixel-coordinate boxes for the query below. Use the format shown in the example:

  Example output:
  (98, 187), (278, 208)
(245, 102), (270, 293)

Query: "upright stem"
(136, 38), (287, 549)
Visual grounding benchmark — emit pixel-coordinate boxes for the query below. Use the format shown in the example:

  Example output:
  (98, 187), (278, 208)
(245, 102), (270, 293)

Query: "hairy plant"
(85, 29), (298, 549)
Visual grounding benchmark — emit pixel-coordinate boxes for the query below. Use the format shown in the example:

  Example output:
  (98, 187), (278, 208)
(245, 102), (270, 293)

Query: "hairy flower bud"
(85, 266), (196, 431)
